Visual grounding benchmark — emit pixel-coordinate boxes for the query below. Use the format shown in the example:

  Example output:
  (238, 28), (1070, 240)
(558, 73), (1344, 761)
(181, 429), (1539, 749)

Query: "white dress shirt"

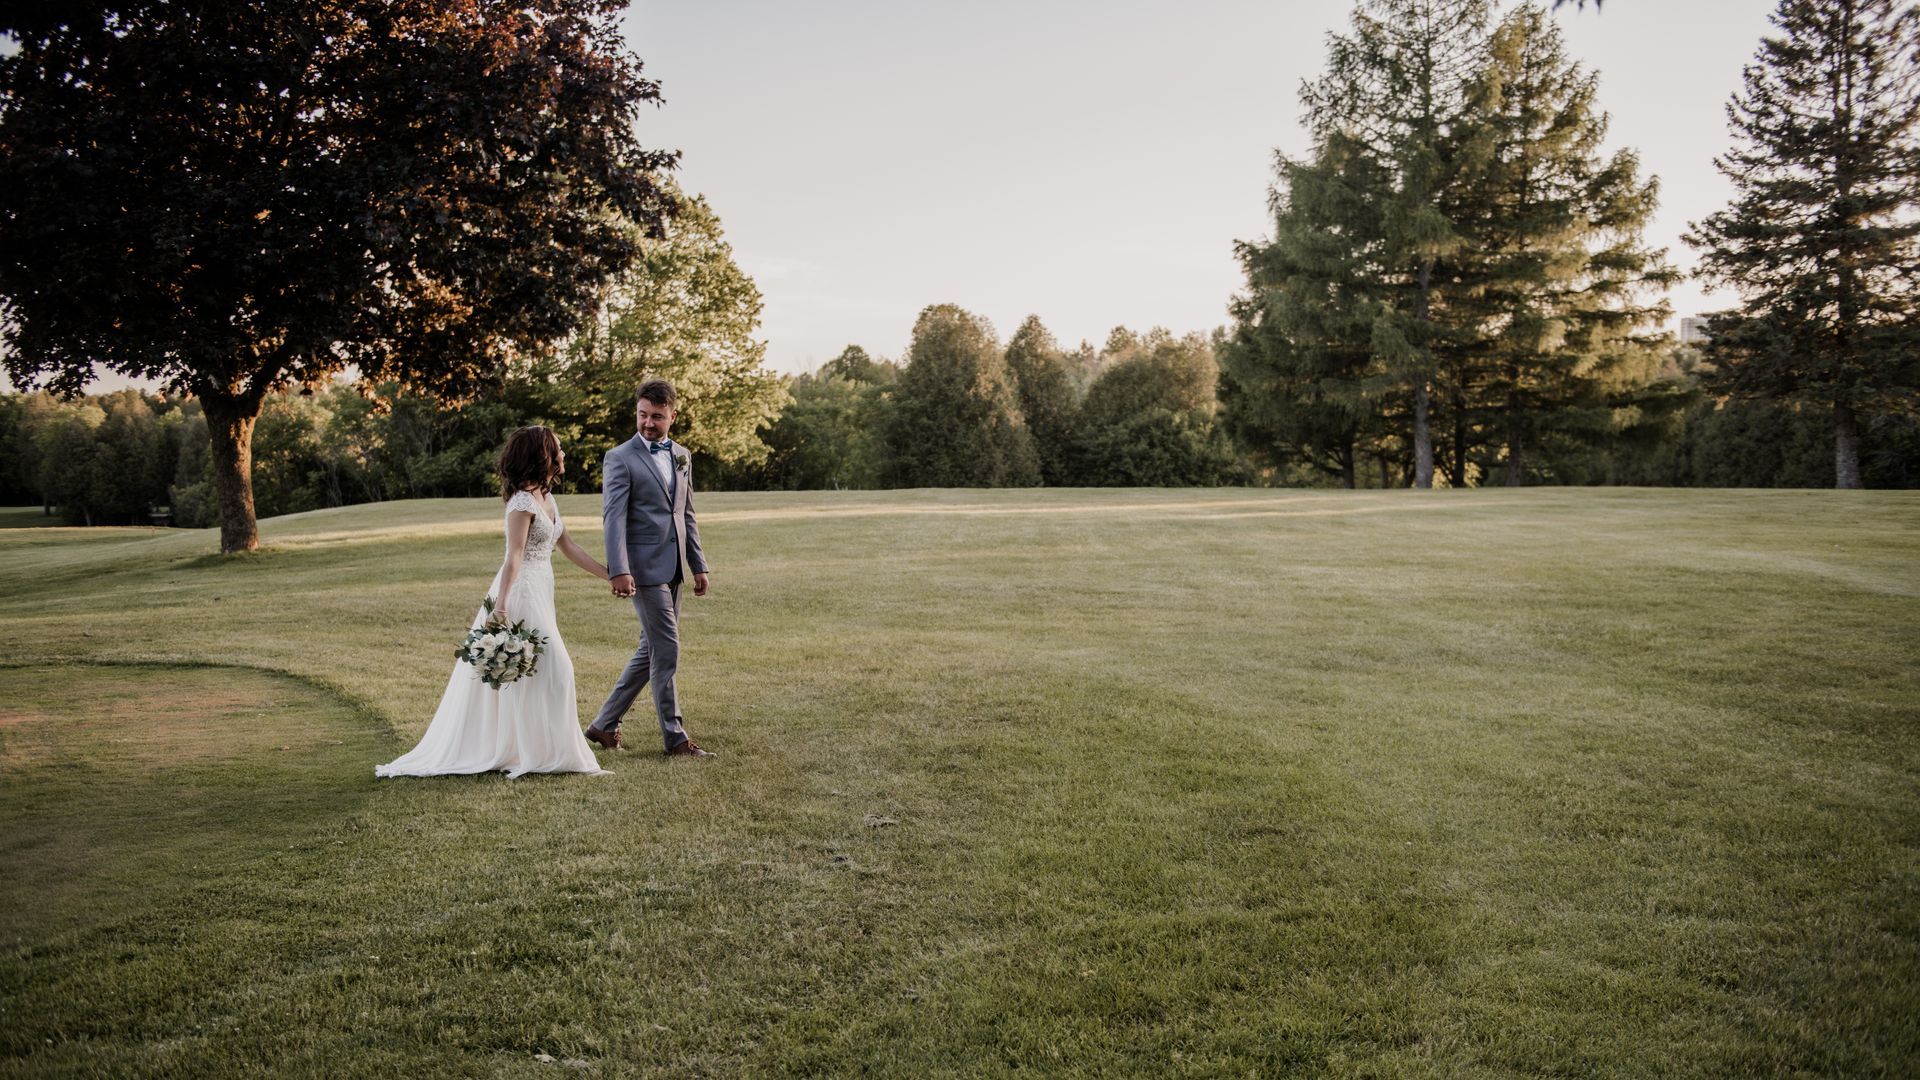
(649, 441), (674, 493)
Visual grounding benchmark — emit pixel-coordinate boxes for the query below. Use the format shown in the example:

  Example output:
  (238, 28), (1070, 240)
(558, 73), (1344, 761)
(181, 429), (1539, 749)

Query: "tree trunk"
(1340, 437), (1356, 490)
(1834, 399), (1862, 489)
(1412, 380), (1434, 488)
(1449, 396), (1468, 487)
(1506, 434), (1525, 487)
(203, 395), (261, 553)
(1411, 260), (1435, 488)
(1379, 455), (1391, 490)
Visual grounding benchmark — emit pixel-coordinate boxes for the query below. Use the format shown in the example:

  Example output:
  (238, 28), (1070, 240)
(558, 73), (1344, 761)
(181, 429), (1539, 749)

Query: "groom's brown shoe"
(584, 726), (622, 751)
(665, 739), (714, 758)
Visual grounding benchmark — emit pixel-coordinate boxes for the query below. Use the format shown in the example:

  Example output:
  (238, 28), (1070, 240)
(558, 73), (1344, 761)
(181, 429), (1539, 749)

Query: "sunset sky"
(626, 0), (1779, 374)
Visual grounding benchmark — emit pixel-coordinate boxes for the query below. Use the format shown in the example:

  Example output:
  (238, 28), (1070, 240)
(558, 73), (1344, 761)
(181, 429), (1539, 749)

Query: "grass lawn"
(0, 506), (59, 529)
(2, 487), (1916, 1077)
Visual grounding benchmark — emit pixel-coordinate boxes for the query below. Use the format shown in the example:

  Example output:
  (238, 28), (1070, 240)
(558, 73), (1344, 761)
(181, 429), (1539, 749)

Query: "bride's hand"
(491, 603), (511, 627)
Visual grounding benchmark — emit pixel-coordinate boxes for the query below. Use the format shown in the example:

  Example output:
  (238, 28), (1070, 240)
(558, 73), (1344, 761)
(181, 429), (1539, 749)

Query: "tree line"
(11, 311), (1916, 527)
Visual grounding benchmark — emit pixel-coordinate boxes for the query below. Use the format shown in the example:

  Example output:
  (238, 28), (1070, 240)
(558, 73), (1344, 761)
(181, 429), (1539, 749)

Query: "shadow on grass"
(0, 662), (399, 1070)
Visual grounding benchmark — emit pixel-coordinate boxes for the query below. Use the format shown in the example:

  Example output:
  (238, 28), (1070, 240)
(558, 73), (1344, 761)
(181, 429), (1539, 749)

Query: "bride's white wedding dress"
(376, 490), (605, 779)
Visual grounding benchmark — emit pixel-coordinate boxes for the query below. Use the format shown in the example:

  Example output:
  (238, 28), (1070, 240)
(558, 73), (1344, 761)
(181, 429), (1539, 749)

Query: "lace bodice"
(505, 489), (564, 566)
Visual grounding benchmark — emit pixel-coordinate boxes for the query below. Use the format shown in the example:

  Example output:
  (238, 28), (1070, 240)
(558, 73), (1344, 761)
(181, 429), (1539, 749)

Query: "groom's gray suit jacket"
(602, 435), (706, 587)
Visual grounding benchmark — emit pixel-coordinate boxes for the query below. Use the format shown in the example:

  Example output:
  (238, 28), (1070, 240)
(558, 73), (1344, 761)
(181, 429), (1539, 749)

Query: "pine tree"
(1686, 0), (1920, 489)
(1453, 3), (1676, 484)
(1301, 0), (1495, 488)
(1221, 140), (1397, 488)
(884, 305), (1041, 488)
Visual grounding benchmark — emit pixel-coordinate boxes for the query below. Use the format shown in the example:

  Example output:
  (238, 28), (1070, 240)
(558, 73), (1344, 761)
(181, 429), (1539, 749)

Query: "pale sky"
(625, 0), (1778, 373)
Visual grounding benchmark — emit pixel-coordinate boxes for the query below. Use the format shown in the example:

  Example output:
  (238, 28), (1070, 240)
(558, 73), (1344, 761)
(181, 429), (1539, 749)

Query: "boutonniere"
(673, 449), (690, 471)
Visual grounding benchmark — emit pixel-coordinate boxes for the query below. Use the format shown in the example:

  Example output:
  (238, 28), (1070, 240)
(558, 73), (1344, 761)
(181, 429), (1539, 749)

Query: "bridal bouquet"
(455, 596), (548, 689)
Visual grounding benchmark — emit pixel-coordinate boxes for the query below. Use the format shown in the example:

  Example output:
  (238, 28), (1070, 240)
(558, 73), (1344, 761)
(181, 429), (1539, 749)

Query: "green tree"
(1686, 0), (1920, 489)
(247, 393), (340, 518)
(547, 190), (788, 487)
(1451, 3), (1678, 485)
(34, 401), (104, 525)
(819, 345), (899, 387)
(1070, 331), (1242, 487)
(88, 390), (171, 522)
(1302, 0), (1495, 488)
(1003, 316), (1082, 486)
(162, 398), (217, 528)
(0, 1), (678, 551)
(885, 305), (1041, 488)
(758, 348), (899, 490)
(0, 392), (63, 511)
(1222, 139), (1399, 488)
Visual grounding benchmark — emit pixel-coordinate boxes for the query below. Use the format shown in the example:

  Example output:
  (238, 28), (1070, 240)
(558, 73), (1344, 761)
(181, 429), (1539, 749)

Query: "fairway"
(2, 488), (1916, 1077)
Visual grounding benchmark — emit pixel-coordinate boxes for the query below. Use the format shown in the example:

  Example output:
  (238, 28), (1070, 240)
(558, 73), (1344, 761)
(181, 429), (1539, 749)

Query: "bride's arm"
(557, 533), (610, 581)
(495, 508), (535, 623)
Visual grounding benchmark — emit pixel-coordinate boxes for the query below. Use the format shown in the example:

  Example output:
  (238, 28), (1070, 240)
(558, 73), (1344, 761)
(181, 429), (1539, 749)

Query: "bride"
(377, 426), (611, 779)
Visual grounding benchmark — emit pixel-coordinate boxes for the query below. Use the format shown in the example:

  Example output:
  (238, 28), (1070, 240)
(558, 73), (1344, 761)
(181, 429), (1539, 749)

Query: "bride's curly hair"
(497, 425), (564, 501)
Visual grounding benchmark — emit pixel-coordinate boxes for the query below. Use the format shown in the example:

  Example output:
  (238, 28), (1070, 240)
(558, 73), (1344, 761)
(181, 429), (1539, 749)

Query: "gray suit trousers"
(590, 580), (688, 750)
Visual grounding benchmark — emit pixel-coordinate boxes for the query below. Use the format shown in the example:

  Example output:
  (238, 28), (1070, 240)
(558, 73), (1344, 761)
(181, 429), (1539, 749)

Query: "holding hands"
(606, 572), (706, 598)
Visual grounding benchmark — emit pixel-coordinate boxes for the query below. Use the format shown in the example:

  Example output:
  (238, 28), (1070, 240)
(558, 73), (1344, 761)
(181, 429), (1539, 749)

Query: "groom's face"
(636, 398), (674, 443)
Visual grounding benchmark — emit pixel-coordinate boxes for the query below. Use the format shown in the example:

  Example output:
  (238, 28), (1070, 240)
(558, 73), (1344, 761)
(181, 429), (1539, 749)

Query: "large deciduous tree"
(1686, 0), (1920, 489)
(0, 0), (677, 551)
(544, 187), (788, 489)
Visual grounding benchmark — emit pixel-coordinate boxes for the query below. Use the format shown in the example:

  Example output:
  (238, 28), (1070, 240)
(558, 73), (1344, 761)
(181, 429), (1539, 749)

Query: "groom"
(586, 379), (715, 758)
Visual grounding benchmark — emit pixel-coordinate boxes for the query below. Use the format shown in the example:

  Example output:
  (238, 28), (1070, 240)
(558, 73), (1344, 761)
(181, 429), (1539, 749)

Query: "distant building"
(1679, 317), (1711, 345)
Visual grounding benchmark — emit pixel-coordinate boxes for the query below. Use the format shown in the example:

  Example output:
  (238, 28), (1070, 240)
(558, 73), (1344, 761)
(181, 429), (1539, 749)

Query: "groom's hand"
(693, 572), (709, 597)
(610, 574), (636, 598)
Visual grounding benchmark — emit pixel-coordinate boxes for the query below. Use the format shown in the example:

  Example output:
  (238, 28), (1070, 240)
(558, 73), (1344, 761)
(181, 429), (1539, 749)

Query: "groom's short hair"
(636, 379), (677, 409)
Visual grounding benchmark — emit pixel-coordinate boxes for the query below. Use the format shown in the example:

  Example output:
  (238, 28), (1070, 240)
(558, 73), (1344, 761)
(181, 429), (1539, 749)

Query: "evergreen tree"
(1453, 4), (1677, 485)
(884, 305), (1040, 488)
(1003, 316), (1082, 485)
(1302, 0), (1495, 488)
(1222, 139), (1398, 488)
(1686, 0), (1920, 489)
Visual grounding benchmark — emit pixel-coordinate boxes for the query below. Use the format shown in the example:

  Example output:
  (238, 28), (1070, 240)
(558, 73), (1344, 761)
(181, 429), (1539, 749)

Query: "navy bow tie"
(644, 439), (670, 454)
